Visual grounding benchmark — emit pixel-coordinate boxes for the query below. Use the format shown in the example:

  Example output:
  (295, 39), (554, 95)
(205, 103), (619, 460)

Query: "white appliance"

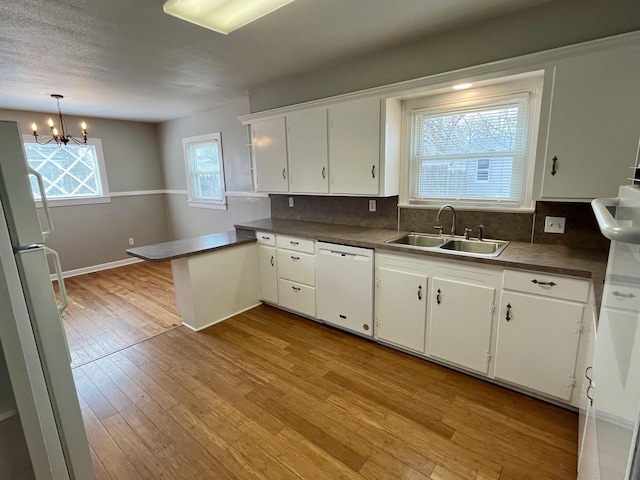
(316, 242), (374, 337)
(0, 121), (94, 479)
(588, 184), (640, 479)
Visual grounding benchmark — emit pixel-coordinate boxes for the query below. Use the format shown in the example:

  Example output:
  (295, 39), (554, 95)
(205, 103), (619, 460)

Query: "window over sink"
(401, 73), (544, 211)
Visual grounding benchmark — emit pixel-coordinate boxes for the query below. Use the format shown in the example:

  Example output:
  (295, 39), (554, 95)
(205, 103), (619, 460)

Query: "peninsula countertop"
(126, 231), (256, 262)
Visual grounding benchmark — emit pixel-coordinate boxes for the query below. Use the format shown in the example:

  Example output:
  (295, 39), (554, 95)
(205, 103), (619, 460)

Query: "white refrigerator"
(0, 121), (94, 479)
(588, 184), (640, 479)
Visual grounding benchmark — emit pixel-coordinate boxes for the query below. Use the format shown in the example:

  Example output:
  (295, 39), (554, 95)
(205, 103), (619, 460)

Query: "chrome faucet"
(436, 204), (456, 237)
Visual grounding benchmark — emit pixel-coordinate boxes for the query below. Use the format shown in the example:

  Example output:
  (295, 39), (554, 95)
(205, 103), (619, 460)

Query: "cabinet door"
(257, 245), (278, 304)
(287, 110), (329, 194)
(429, 278), (495, 374)
(329, 99), (380, 195)
(541, 48), (640, 199)
(252, 117), (288, 193)
(495, 291), (583, 400)
(375, 267), (427, 353)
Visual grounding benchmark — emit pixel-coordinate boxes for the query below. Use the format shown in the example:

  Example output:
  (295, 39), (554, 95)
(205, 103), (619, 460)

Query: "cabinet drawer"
(256, 231), (276, 246)
(277, 250), (315, 286)
(276, 235), (315, 254)
(503, 269), (589, 303)
(278, 279), (316, 317)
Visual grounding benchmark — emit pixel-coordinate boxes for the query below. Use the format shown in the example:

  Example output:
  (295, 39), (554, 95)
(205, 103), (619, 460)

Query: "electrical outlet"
(544, 216), (566, 234)
(288, 197), (294, 208)
(368, 199), (376, 212)
(128, 237), (135, 246)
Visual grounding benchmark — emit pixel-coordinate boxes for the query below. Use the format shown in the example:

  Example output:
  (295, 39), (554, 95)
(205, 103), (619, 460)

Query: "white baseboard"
(181, 303), (261, 332)
(51, 257), (144, 281)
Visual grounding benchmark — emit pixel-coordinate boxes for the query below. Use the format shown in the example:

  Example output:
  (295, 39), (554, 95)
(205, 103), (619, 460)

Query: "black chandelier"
(31, 94), (88, 147)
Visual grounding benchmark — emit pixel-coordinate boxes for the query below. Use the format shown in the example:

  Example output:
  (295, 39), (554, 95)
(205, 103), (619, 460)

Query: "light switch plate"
(544, 216), (566, 234)
(369, 199), (376, 212)
(288, 197), (294, 208)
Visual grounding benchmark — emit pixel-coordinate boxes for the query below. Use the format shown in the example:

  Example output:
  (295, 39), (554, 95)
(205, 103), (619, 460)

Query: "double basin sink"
(386, 233), (509, 258)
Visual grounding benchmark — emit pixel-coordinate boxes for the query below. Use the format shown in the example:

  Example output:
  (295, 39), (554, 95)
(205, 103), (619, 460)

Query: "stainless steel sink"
(387, 233), (448, 248)
(385, 233), (509, 258)
(439, 238), (508, 256)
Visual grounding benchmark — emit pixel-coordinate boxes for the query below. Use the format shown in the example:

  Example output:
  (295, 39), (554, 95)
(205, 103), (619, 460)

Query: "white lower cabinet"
(429, 277), (496, 374)
(257, 244), (278, 304)
(495, 290), (584, 401)
(278, 279), (315, 317)
(375, 266), (428, 353)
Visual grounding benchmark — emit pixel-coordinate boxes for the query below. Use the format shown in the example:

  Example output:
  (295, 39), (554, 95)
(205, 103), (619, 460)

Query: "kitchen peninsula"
(127, 231), (259, 331)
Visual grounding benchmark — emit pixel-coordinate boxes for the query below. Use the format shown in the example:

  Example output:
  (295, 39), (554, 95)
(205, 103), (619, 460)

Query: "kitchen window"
(403, 74), (542, 210)
(23, 137), (110, 206)
(183, 132), (227, 210)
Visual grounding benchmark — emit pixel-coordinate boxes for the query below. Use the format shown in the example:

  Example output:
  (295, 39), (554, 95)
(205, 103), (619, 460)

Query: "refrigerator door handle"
(28, 167), (54, 240)
(592, 196), (640, 244)
(43, 246), (67, 315)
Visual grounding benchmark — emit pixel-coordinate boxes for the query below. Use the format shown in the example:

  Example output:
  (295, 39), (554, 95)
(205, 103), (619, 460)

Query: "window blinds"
(409, 95), (531, 205)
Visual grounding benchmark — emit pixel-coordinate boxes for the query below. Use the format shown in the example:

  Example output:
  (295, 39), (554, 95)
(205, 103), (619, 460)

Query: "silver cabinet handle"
(282, 168), (286, 179)
(436, 288), (441, 305)
(417, 285), (422, 300)
(291, 256), (300, 261)
(290, 241), (299, 245)
(371, 165), (376, 178)
(506, 303), (512, 322)
(44, 246), (67, 315)
(261, 235), (270, 240)
(28, 167), (54, 240)
(292, 286), (301, 292)
(322, 166), (326, 179)
(270, 256), (274, 267)
(531, 279), (557, 287)
(612, 291), (636, 299)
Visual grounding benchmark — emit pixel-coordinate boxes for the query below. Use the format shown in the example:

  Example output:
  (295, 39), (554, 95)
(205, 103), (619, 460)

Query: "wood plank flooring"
(67, 263), (578, 479)
(59, 262), (181, 368)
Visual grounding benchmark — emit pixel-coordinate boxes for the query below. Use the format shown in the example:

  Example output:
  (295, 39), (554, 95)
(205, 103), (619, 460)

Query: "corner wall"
(157, 98), (270, 240)
(0, 109), (171, 272)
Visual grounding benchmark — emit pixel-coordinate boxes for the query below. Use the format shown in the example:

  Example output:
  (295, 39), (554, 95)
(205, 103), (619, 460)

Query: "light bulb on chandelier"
(31, 94), (88, 147)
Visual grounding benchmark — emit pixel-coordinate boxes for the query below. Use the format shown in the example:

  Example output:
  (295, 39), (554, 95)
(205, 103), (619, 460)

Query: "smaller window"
(23, 137), (110, 206)
(183, 133), (227, 210)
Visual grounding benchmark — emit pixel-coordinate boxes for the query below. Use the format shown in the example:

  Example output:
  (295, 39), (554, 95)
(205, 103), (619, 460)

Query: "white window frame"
(183, 132), (227, 210)
(22, 136), (111, 207)
(400, 74), (544, 212)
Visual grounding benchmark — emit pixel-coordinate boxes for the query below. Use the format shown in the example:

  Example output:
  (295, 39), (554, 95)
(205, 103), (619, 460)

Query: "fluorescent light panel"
(163, 0), (295, 35)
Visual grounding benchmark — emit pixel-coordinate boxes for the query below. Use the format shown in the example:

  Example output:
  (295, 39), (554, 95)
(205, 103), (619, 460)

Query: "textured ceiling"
(0, 0), (554, 122)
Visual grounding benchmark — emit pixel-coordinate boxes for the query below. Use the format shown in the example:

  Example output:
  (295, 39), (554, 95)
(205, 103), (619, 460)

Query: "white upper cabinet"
(329, 99), (381, 195)
(539, 46), (640, 200)
(287, 109), (329, 194)
(252, 117), (289, 193)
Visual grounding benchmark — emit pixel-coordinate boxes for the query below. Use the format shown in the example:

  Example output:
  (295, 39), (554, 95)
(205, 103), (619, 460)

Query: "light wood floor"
(66, 263), (578, 480)
(60, 262), (181, 368)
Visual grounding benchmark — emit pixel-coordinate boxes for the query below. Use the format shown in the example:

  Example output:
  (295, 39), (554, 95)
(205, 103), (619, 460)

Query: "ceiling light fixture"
(31, 95), (87, 147)
(162, 0), (295, 35)
(452, 83), (474, 90)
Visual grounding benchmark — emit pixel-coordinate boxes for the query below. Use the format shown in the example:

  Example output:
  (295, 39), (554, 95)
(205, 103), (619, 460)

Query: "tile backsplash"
(270, 195), (609, 250)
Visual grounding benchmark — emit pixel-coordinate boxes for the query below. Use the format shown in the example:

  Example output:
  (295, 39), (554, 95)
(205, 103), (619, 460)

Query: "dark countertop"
(236, 217), (608, 308)
(126, 231), (256, 262)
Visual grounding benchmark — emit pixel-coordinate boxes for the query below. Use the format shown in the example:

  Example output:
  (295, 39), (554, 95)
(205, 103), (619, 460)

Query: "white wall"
(158, 98), (270, 240)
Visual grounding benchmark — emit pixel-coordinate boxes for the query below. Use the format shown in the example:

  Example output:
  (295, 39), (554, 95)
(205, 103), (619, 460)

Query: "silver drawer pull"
(292, 286), (301, 292)
(613, 291), (636, 299)
(531, 279), (556, 287)
(261, 235), (270, 240)
(290, 241), (299, 245)
(291, 256), (300, 261)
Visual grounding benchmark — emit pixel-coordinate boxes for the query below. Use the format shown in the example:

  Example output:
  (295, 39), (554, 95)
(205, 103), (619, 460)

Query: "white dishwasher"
(316, 242), (374, 337)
